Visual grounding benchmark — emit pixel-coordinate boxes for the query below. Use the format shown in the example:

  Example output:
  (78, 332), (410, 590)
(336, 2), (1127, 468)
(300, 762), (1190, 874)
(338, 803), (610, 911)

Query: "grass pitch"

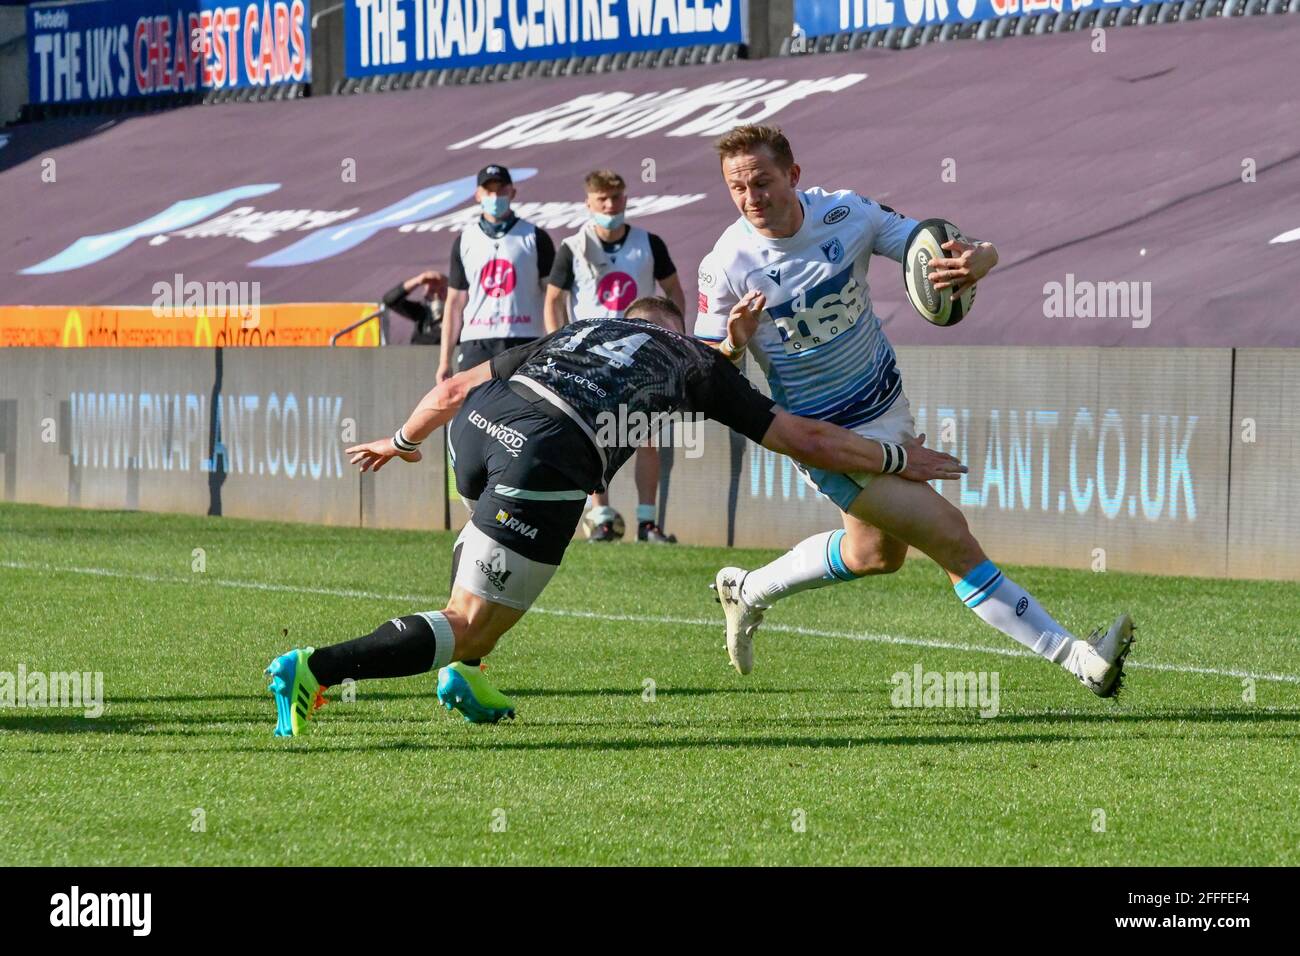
(1, 501), (1297, 866)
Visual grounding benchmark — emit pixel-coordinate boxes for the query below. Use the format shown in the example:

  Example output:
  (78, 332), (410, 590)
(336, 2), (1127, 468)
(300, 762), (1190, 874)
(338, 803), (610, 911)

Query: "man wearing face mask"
(437, 165), (555, 383)
(544, 169), (686, 544)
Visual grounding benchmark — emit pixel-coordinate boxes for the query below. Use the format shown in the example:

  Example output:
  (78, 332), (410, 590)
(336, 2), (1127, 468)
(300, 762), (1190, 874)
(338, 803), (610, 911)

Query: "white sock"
(588, 504), (618, 525)
(740, 530), (858, 608)
(953, 561), (1076, 663)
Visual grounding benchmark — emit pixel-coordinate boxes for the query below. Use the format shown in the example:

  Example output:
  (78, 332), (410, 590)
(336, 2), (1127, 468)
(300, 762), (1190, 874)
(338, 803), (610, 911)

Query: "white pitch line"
(3, 559), (1299, 686)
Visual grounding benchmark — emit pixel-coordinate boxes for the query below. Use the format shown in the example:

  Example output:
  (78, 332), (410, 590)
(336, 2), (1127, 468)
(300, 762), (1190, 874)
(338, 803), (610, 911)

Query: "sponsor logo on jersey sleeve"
(823, 205), (850, 225)
(698, 291), (709, 313)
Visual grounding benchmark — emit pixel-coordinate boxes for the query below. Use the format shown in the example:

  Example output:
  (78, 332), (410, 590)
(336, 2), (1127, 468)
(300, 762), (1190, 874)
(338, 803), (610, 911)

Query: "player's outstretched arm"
(345, 363), (492, 473)
(760, 412), (966, 483)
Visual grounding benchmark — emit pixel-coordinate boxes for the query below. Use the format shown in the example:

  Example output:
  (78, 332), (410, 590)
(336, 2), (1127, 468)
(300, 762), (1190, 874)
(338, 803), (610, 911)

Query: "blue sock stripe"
(964, 572), (1004, 608)
(824, 530), (855, 581)
(954, 560), (1004, 608)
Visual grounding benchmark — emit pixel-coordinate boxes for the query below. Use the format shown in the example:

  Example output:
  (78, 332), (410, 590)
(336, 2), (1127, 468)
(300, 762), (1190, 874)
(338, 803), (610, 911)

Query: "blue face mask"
(592, 211), (624, 230)
(481, 194), (510, 218)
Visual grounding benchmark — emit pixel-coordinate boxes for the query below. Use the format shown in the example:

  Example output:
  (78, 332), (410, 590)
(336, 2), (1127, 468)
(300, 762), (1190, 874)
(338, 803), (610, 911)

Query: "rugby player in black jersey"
(263, 296), (965, 733)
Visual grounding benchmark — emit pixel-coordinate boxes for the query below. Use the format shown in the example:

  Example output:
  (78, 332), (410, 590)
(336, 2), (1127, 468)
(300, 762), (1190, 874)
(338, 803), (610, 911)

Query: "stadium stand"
(2, 12), (1295, 346)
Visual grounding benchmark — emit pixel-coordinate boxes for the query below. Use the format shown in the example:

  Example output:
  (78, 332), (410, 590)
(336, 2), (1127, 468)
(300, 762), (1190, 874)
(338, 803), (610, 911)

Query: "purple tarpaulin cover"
(2, 16), (1297, 346)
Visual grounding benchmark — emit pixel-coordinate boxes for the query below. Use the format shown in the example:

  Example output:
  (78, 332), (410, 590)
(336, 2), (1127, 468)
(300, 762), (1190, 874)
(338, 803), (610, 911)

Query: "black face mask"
(479, 212), (517, 239)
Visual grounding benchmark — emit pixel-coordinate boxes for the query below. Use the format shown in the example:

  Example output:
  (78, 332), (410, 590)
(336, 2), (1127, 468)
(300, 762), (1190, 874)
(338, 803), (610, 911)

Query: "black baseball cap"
(477, 164), (512, 187)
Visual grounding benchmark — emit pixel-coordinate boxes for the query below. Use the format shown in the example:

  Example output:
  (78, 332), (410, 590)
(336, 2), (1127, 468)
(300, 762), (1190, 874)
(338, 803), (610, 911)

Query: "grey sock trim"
(415, 610), (456, 669)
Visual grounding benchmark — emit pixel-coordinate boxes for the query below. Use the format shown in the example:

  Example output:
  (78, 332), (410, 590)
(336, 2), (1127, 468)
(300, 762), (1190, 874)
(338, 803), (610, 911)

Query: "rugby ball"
(903, 218), (977, 327)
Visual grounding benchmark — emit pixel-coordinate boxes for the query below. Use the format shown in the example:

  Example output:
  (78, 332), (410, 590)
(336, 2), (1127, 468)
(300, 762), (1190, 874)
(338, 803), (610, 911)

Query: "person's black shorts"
(449, 378), (600, 568)
(454, 336), (538, 373)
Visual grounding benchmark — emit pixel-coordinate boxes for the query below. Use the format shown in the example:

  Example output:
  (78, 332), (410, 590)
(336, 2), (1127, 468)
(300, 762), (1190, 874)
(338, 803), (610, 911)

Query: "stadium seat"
(1015, 14), (1038, 34)
(996, 16), (1019, 37)
(1139, 3), (1163, 23)
(920, 24), (943, 44)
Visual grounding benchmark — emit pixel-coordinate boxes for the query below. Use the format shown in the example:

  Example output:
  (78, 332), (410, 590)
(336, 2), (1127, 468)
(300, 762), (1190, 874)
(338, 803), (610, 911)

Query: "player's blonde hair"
(583, 169), (626, 194)
(714, 124), (796, 170)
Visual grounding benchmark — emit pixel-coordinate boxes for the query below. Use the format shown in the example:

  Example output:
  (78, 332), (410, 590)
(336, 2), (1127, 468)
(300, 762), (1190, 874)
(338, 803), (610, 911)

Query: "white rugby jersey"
(563, 223), (657, 321)
(694, 187), (917, 429)
(459, 219), (546, 341)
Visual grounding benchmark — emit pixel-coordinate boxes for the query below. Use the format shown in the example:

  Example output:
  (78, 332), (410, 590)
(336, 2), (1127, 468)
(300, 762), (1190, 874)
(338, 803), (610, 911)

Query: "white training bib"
(459, 219), (546, 341)
(564, 223), (656, 321)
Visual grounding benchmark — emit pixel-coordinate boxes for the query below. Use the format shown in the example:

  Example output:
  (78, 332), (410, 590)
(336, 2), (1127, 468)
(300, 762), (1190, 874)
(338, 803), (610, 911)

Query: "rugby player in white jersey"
(694, 124), (1134, 697)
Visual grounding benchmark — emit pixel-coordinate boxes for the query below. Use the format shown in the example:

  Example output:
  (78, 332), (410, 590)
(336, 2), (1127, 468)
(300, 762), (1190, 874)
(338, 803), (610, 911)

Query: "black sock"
(308, 615), (440, 686)
(462, 658), (481, 667)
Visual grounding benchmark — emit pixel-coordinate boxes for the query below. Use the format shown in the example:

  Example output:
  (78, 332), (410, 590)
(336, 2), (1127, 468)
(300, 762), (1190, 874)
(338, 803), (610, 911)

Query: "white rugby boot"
(710, 567), (766, 675)
(1057, 613), (1136, 698)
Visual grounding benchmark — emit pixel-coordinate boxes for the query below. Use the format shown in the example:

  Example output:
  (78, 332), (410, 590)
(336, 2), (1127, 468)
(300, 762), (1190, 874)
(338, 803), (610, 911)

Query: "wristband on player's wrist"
(392, 427), (421, 453)
(876, 440), (907, 475)
(720, 336), (743, 359)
